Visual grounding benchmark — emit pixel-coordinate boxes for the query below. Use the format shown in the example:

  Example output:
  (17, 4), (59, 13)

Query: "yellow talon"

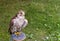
(15, 32), (21, 36)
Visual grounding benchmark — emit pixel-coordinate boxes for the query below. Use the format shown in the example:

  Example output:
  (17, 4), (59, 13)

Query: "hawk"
(9, 10), (28, 34)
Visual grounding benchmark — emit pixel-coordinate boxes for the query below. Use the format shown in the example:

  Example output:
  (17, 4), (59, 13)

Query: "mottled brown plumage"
(8, 10), (28, 35)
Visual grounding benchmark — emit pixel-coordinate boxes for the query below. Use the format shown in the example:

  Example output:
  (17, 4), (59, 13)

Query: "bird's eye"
(20, 12), (22, 14)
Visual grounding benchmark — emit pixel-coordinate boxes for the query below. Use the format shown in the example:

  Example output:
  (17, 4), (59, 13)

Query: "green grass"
(0, 0), (60, 41)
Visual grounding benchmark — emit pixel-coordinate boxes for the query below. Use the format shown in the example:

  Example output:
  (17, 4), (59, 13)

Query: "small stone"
(44, 24), (47, 26)
(46, 36), (49, 39)
(57, 24), (60, 26)
(35, 40), (37, 41)
(58, 38), (60, 40)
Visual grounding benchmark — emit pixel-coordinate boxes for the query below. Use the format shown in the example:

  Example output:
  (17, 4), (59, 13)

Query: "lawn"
(0, 0), (60, 41)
